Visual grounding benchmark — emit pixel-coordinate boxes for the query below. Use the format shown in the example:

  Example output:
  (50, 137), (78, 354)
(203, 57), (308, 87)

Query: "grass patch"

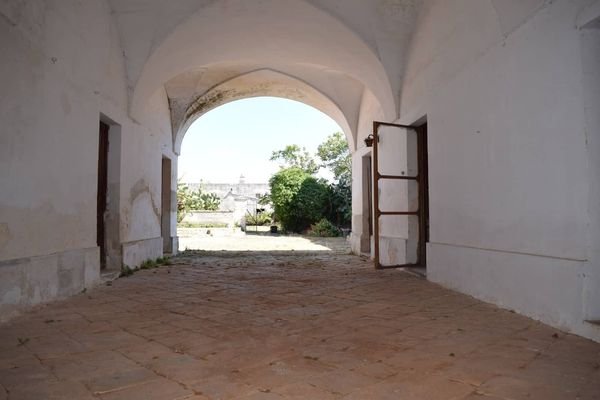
(178, 222), (229, 229)
(119, 256), (172, 277)
(119, 265), (135, 277)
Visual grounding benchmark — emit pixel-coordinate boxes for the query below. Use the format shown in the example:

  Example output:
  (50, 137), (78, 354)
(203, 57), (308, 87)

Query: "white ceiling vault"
(107, 0), (421, 151)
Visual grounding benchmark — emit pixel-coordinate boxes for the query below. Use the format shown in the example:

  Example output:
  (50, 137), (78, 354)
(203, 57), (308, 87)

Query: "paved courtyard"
(1, 250), (599, 399)
(177, 228), (351, 253)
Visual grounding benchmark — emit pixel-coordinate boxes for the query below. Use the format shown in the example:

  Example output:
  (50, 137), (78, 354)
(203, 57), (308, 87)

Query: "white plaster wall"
(0, 0), (175, 314)
(1, 0), (122, 261)
(580, 11), (600, 325)
(399, 0), (600, 341)
(350, 88), (389, 254)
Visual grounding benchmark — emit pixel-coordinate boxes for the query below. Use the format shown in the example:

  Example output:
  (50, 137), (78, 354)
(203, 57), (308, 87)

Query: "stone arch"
(130, 0), (397, 145)
(172, 68), (355, 154)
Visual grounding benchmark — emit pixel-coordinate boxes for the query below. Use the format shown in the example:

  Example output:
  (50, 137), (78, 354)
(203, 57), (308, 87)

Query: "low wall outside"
(182, 211), (235, 227)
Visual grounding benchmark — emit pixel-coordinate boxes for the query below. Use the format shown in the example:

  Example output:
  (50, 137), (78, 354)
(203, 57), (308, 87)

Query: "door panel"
(161, 157), (172, 253)
(373, 121), (427, 269)
(376, 125), (419, 178)
(97, 122), (109, 269)
(377, 179), (419, 213)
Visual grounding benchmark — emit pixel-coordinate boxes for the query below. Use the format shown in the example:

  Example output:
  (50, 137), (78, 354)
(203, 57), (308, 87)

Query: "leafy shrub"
(328, 177), (352, 228)
(269, 168), (330, 233)
(317, 132), (352, 228)
(308, 218), (342, 237)
(245, 211), (272, 226)
(177, 183), (221, 222)
(199, 192), (220, 211)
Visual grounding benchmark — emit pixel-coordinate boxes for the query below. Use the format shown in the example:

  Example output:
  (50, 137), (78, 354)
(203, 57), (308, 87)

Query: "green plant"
(269, 167), (330, 233)
(120, 257), (171, 277)
(199, 192), (220, 211)
(140, 259), (157, 270)
(161, 257), (173, 266)
(328, 177), (352, 227)
(308, 218), (342, 237)
(270, 144), (319, 174)
(267, 132), (352, 231)
(318, 132), (352, 227)
(245, 211), (272, 226)
(317, 132), (351, 183)
(177, 183), (221, 222)
(120, 265), (135, 277)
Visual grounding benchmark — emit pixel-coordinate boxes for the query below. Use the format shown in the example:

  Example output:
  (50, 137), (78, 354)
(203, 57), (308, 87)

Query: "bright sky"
(178, 97), (343, 183)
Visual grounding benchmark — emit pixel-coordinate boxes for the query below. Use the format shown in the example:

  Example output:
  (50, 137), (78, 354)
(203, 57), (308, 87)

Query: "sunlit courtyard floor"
(1, 247), (599, 399)
(177, 227), (351, 253)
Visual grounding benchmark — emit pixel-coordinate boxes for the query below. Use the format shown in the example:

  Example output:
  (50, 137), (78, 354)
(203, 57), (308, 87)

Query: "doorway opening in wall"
(97, 116), (121, 272)
(360, 153), (373, 255)
(372, 120), (429, 275)
(161, 157), (173, 254)
(176, 97), (351, 254)
(97, 122), (109, 269)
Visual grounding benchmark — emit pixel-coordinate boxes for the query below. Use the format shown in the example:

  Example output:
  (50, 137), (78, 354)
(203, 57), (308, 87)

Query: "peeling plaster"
(0, 223), (10, 252)
(170, 68), (357, 154)
(185, 89), (231, 119)
(130, 179), (161, 225)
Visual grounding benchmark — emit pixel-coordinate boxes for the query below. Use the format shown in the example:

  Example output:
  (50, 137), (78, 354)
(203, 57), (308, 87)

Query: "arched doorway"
(176, 96), (350, 252)
(126, 0), (398, 256)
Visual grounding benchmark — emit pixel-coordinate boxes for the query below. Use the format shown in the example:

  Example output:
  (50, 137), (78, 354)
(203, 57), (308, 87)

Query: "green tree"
(269, 167), (330, 232)
(317, 132), (352, 227)
(317, 132), (351, 182)
(329, 178), (352, 227)
(270, 144), (319, 174)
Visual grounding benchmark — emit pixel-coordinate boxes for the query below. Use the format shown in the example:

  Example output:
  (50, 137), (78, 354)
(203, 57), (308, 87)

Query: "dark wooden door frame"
(372, 121), (429, 270)
(97, 121), (109, 270)
(161, 157), (172, 253)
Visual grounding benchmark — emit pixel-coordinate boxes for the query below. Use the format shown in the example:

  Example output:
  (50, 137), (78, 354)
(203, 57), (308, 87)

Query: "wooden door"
(97, 122), (109, 269)
(372, 121), (429, 269)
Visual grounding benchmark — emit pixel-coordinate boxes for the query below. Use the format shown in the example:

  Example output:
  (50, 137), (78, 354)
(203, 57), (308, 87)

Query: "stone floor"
(177, 227), (351, 253)
(1, 250), (599, 400)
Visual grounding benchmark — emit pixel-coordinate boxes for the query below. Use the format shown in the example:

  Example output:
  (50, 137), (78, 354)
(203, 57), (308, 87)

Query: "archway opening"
(176, 96), (351, 253)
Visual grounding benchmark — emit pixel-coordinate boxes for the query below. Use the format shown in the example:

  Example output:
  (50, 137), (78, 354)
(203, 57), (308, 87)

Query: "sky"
(178, 97), (343, 184)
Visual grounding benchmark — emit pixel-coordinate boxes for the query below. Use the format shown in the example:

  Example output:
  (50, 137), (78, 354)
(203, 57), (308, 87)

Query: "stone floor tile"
(239, 390), (285, 400)
(6, 380), (95, 400)
(345, 374), (475, 400)
(0, 361), (56, 390)
(43, 350), (141, 381)
(577, 370), (600, 400)
(478, 375), (581, 400)
(97, 377), (192, 400)
(145, 352), (219, 383)
(305, 369), (381, 395)
(116, 341), (176, 364)
(272, 382), (341, 399)
(187, 372), (259, 399)
(85, 367), (158, 395)
(0, 249), (598, 399)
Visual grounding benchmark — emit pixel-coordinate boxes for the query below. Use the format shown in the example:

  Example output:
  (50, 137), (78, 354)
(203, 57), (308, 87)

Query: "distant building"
(184, 175), (271, 224)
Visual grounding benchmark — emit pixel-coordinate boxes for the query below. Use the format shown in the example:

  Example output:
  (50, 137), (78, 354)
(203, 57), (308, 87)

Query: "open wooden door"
(372, 121), (428, 269)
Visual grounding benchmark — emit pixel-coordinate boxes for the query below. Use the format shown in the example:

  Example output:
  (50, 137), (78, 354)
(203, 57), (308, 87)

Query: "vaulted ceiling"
(107, 0), (422, 150)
